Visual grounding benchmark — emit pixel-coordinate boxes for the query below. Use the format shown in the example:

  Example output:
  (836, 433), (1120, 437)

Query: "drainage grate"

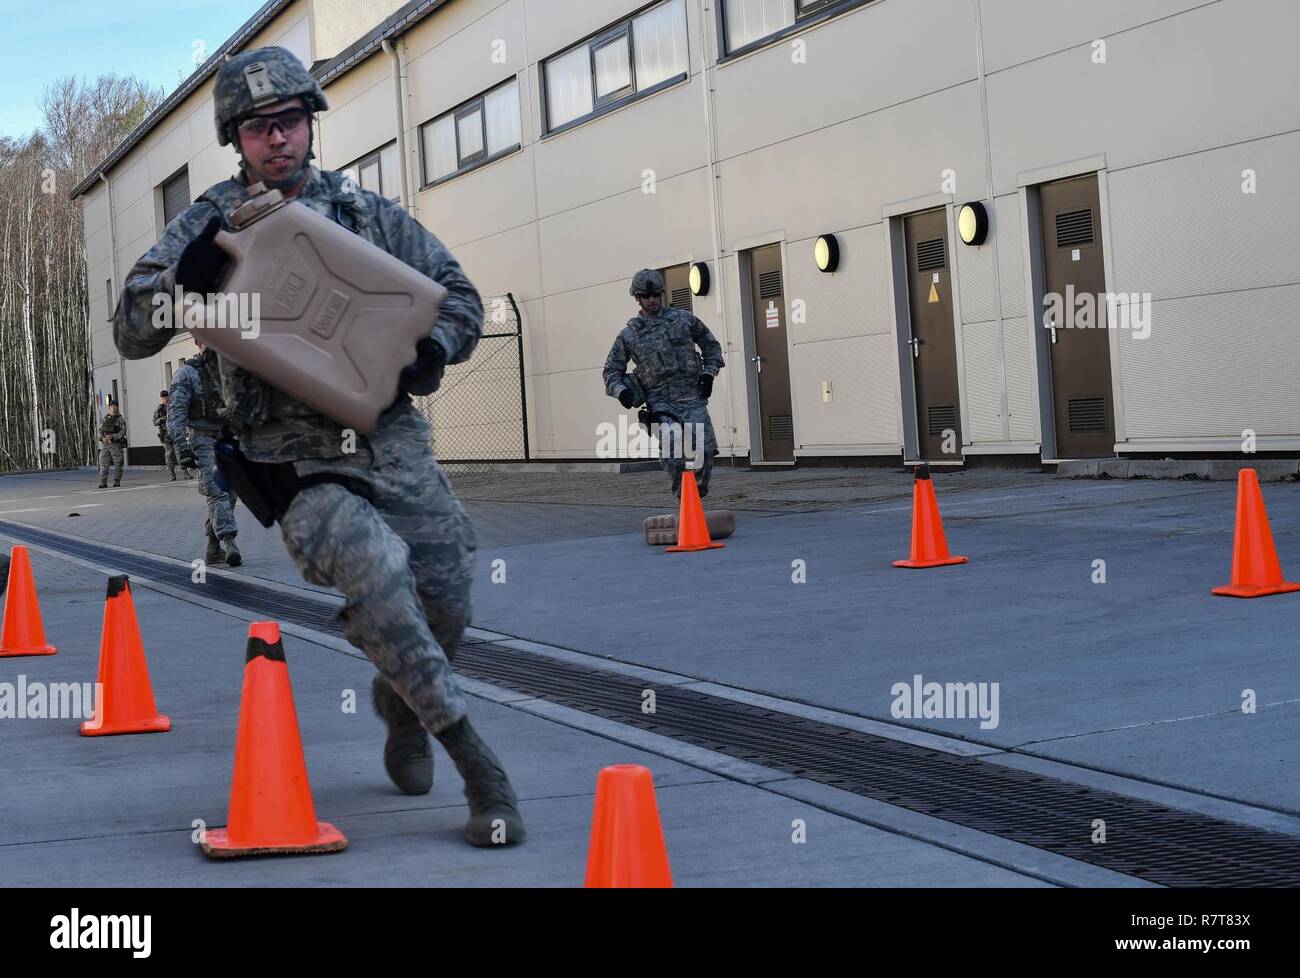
(6, 518), (1300, 887)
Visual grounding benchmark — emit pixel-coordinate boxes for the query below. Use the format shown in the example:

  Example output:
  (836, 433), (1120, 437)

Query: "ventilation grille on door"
(916, 238), (946, 272)
(928, 405), (958, 436)
(1068, 397), (1108, 433)
(1056, 208), (1095, 248)
(758, 269), (783, 300)
(670, 287), (693, 310)
(767, 414), (793, 441)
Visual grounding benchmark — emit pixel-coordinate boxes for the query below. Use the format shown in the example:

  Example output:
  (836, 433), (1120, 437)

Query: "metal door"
(747, 244), (794, 462)
(1039, 175), (1114, 458)
(661, 263), (694, 313)
(903, 209), (962, 460)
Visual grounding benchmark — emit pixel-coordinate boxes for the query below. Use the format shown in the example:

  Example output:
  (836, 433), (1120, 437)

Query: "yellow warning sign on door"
(928, 282), (940, 304)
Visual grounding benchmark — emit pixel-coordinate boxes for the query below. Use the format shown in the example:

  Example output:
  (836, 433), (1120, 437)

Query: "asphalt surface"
(1, 463), (1297, 886)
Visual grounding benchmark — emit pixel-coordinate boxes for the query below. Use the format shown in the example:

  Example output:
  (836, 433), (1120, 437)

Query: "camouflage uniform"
(152, 402), (181, 478)
(97, 414), (127, 486)
(169, 351), (239, 542)
(113, 165), (480, 736)
(604, 305), (726, 497)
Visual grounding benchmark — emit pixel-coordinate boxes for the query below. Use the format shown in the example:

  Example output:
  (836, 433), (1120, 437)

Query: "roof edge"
(70, 0), (295, 201)
(312, 0), (455, 87)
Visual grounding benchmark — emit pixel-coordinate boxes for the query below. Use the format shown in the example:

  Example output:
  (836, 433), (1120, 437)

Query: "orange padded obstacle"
(200, 622), (347, 858)
(893, 465), (968, 569)
(0, 546), (56, 657)
(1212, 468), (1300, 599)
(666, 470), (724, 553)
(584, 764), (673, 888)
(81, 576), (171, 736)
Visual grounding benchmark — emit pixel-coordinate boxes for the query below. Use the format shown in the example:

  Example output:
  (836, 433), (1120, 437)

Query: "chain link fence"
(411, 293), (528, 473)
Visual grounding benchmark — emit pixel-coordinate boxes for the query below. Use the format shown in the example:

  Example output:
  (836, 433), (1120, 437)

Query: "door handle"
(908, 337), (923, 359)
(1049, 325), (1058, 344)
(751, 354), (764, 374)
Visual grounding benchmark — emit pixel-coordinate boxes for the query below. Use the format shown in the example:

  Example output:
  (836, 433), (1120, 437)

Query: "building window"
(105, 278), (114, 322)
(341, 142), (400, 201)
(420, 78), (522, 187)
(161, 168), (190, 227)
(721, 0), (870, 56)
(542, 0), (688, 134)
(164, 361), (174, 384)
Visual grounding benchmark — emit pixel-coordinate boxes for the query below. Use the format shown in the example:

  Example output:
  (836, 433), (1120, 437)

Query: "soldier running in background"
(169, 339), (241, 566)
(153, 389), (185, 481)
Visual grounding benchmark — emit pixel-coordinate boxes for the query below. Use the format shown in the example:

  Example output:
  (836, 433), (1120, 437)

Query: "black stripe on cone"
(106, 575), (130, 599)
(246, 636), (287, 664)
(914, 464), (931, 482)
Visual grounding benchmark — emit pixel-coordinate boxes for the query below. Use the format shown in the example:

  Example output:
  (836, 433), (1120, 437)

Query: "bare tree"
(0, 75), (162, 473)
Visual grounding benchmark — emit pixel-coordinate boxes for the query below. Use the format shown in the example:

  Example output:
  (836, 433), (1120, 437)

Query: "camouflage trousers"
(666, 452), (714, 499)
(97, 444), (125, 484)
(278, 402), (472, 736)
(191, 432), (239, 540)
(652, 397), (718, 499)
(162, 438), (180, 477)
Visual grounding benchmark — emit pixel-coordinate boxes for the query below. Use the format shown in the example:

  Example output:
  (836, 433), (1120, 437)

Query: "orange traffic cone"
(893, 465), (968, 568)
(666, 470), (724, 552)
(200, 622), (347, 858)
(584, 765), (673, 888)
(0, 546), (56, 657)
(81, 576), (171, 736)
(1212, 468), (1300, 598)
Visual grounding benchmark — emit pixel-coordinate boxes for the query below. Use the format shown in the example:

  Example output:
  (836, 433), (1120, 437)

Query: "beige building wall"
(83, 0), (1300, 463)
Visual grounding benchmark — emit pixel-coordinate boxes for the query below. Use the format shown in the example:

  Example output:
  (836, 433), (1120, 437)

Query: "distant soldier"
(153, 390), (184, 481)
(0, 550), (8, 597)
(169, 339), (241, 566)
(604, 268), (726, 498)
(96, 403), (127, 489)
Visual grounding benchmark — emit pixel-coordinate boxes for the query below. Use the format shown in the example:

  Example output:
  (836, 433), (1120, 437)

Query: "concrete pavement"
(1, 462), (1297, 885)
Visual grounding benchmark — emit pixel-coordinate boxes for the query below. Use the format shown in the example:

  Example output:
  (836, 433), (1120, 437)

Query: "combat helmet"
(214, 47), (328, 146)
(629, 268), (666, 299)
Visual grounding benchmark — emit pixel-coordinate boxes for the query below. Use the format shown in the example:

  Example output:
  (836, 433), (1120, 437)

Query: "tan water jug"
(184, 183), (446, 435)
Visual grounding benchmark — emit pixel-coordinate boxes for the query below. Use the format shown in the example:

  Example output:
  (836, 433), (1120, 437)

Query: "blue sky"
(0, 0), (267, 140)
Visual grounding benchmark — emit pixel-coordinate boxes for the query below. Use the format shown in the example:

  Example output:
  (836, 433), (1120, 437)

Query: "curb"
(1057, 459), (1300, 481)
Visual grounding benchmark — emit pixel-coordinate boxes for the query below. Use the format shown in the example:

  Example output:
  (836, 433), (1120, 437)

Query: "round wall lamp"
(689, 262), (710, 296)
(814, 233), (840, 273)
(958, 201), (989, 246)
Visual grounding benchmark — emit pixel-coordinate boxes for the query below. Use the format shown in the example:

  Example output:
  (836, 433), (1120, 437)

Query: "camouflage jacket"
(113, 166), (483, 463)
(151, 404), (170, 442)
(603, 306), (725, 411)
(99, 414), (127, 446)
(168, 352), (225, 451)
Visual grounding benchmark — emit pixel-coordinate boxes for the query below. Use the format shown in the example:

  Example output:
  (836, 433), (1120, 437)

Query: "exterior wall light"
(958, 202), (989, 246)
(815, 234), (840, 273)
(689, 261), (710, 296)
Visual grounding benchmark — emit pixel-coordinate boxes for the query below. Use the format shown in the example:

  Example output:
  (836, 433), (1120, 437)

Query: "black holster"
(214, 438), (375, 529)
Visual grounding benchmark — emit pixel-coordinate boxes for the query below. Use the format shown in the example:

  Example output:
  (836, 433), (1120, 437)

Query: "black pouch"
(214, 438), (286, 528)
(215, 438), (376, 528)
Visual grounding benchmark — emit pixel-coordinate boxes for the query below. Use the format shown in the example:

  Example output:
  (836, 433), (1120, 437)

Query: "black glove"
(397, 336), (448, 398)
(175, 217), (229, 296)
(178, 446), (197, 470)
(699, 374), (714, 399)
(618, 387), (636, 409)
